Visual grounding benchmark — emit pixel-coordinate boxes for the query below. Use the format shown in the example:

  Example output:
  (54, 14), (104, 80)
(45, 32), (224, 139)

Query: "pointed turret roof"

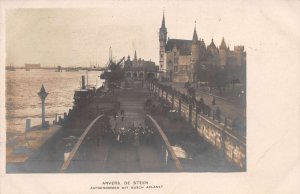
(161, 11), (166, 28)
(134, 50), (137, 60)
(209, 38), (217, 49)
(192, 22), (198, 42)
(220, 37), (227, 50)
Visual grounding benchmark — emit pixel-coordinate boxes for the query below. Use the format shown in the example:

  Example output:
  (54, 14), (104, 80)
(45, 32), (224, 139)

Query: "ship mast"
(109, 46), (112, 63)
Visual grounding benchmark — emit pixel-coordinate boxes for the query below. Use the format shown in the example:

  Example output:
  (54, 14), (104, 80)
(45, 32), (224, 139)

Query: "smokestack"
(81, 75), (86, 89)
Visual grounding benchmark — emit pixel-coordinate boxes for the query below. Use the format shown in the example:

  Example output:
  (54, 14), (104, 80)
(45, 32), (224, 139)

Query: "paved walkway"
(161, 82), (245, 120)
(68, 87), (164, 173)
(6, 125), (62, 168)
(110, 88), (148, 130)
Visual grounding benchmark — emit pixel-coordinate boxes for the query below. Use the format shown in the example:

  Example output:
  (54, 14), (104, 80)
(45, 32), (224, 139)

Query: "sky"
(4, 0), (300, 67)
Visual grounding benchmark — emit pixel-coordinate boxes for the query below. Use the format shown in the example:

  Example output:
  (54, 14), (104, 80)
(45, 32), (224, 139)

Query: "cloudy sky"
(4, 0), (299, 67)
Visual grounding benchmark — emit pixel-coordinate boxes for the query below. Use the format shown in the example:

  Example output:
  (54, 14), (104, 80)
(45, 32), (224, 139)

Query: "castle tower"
(134, 50), (137, 60)
(191, 22), (200, 82)
(208, 38), (218, 55)
(191, 23), (200, 63)
(133, 50), (138, 66)
(234, 46), (245, 66)
(219, 37), (227, 66)
(159, 11), (167, 71)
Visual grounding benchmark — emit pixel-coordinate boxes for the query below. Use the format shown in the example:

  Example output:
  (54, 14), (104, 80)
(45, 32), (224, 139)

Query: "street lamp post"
(38, 84), (49, 129)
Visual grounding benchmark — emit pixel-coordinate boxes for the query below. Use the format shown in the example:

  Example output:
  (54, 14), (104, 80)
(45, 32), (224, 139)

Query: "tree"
(215, 68), (227, 95)
(100, 59), (125, 88)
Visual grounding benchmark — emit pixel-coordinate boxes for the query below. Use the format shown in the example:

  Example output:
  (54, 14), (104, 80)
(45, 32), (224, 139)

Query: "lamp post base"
(42, 122), (49, 129)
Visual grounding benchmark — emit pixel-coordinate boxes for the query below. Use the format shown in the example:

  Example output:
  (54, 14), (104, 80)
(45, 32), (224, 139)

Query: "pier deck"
(67, 87), (165, 173)
(66, 84), (239, 172)
(7, 82), (242, 173)
(6, 125), (63, 172)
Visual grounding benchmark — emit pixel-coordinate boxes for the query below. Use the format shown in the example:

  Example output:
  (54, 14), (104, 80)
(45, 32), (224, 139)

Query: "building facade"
(124, 51), (158, 80)
(159, 13), (246, 83)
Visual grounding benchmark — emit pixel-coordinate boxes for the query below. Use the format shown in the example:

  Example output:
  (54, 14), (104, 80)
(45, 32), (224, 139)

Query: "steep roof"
(134, 50), (137, 60)
(220, 37), (227, 50)
(165, 39), (192, 55)
(208, 38), (217, 49)
(192, 27), (198, 42)
(161, 11), (166, 28)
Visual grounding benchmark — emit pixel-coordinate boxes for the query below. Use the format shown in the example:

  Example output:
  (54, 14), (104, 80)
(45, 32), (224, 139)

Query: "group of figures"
(114, 125), (156, 145)
(144, 97), (172, 116)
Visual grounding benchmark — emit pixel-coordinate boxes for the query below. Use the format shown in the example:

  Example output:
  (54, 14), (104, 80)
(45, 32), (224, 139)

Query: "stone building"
(159, 12), (246, 83)
(124, 51), (158, 80)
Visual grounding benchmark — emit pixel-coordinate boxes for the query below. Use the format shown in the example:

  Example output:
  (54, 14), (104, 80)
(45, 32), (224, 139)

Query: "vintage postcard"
(0, 0), (299, 194)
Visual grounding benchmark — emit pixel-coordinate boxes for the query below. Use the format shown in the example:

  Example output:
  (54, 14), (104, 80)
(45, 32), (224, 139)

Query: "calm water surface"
(6, 69), (103, 132)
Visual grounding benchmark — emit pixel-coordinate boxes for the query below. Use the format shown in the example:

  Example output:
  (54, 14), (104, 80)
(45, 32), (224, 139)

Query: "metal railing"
(60, 114), (103, 173)
(146, 114), (183, 171)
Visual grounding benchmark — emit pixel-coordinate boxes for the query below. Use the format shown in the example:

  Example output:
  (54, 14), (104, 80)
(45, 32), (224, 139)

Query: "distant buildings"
(159, 12), (246, 84)
(124, 51), (158, 80)
(25, 64), (41, 69)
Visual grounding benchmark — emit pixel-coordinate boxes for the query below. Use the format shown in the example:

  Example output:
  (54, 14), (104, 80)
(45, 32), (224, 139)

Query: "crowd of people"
(114, 124), (156, 145)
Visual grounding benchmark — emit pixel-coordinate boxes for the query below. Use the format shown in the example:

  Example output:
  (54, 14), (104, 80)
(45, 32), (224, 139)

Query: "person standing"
(118, 109), (123, 121)
(114, 112), (117, 120)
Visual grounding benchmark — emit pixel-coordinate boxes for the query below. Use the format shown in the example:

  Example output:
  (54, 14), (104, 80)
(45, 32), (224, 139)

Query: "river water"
(6, 69), (104, 133)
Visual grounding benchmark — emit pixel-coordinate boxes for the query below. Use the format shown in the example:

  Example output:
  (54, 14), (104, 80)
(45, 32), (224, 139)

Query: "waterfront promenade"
(161, 82), (245, 121)
(6, 125), (63, 172)
(65, 82), (239, 172)
(7, 81), (242, 173)
(67, 86), (165, 173)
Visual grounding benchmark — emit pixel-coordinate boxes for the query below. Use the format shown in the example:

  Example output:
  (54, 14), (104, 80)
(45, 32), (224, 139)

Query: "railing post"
(195, 108), (198, 129)
(166, 90), (168, 102)
(221, 130), (226, 156)
(171, 92), (174, 109)
(178, 96), (182, 114)
(189, 104), (192, 124)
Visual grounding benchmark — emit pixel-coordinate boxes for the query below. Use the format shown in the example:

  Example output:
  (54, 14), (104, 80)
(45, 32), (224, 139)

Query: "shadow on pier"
(7, 80), (242, 173)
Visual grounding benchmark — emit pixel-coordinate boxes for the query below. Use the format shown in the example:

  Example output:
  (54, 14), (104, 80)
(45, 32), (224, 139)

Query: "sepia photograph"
(5, 7), (246, 173)
(1, 0), (299, 193)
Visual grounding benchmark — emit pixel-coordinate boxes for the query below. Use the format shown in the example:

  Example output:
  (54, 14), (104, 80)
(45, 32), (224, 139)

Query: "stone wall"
(150, 81), (246, 170)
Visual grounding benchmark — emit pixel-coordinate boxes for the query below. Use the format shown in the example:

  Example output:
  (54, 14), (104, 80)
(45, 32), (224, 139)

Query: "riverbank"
(6, 124), (62, 167)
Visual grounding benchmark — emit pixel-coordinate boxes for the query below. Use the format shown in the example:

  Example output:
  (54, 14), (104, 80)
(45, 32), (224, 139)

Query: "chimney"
(81, 76), (86, 89)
